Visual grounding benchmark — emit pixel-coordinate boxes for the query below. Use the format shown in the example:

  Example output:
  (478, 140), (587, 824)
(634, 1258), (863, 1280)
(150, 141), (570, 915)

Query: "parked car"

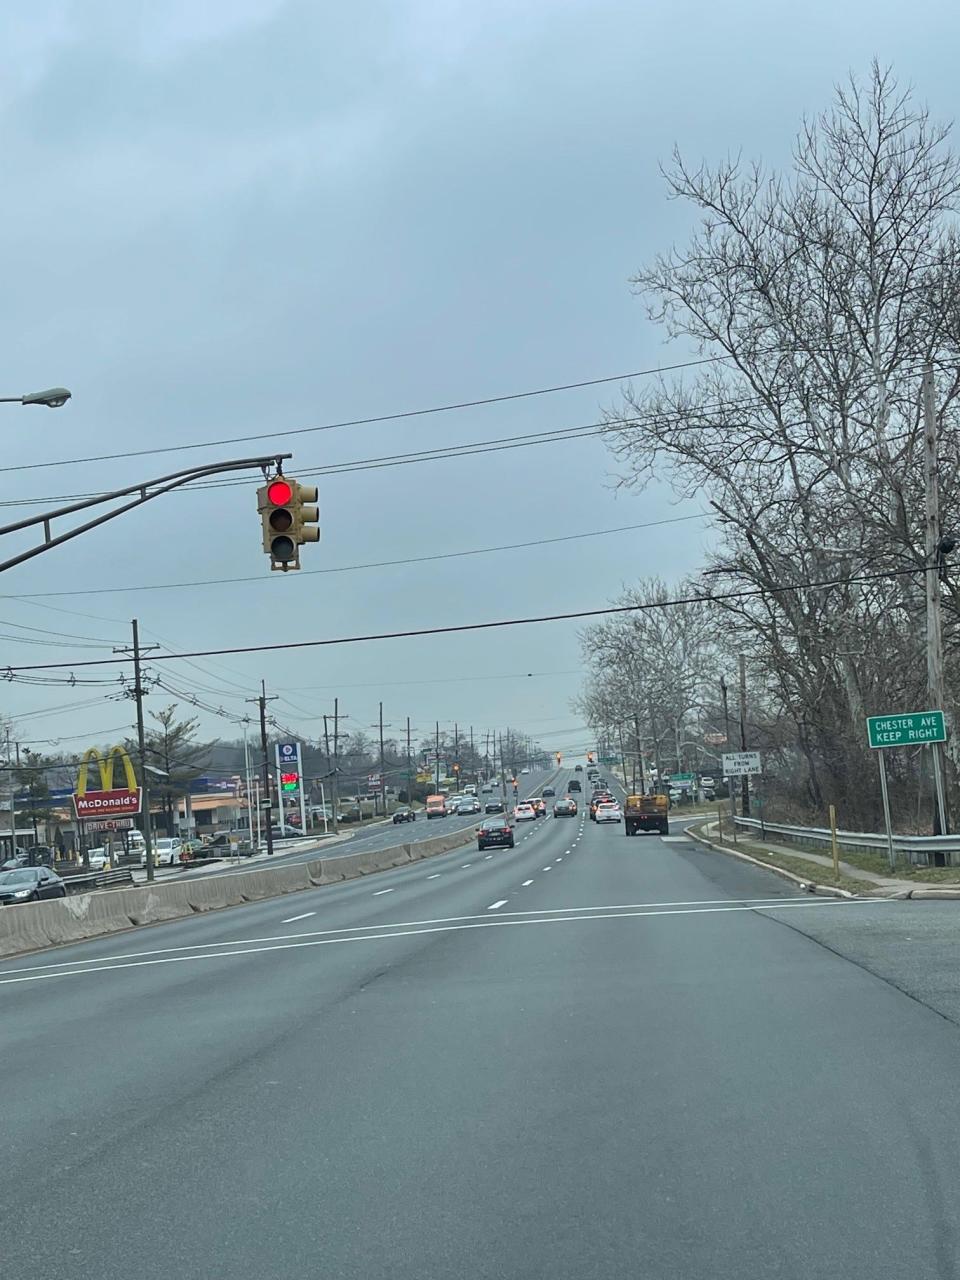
(476, 818), (515, 851)
(595, 802), (623, 824)
(1, 854), (29, 871)
(0, 866), (66, 903)
(513, 802), (536, 822)
(553, 798), (578, 817)
(392, 807), (416, 824)
(484, 799), (505, 814)
(85, 847), (108, 871)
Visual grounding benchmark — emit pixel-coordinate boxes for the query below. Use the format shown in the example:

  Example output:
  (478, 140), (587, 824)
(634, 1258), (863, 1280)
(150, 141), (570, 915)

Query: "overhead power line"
(0, 513), (706, 599)
(0, 562), (932, 674)
(0, 352), (751, 476)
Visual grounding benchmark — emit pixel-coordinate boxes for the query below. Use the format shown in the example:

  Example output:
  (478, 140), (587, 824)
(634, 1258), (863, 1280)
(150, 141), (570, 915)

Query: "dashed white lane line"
(487, 900), (509, 911)
(461, 863), (472, 868)
(282, 911), (315, 924)
(542, 866), (552, 872)
(484, 854), (493, 859)
(373, 887), (396, 896)
(426, 873), (441, 880)
(555, 857), (563, 863)
(522, 879), (534, 887)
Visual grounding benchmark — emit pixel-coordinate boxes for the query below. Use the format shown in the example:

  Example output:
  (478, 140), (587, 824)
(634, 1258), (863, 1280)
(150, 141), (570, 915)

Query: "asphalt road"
(6, 772), (960, 1278)
(151, 769), (562, 881)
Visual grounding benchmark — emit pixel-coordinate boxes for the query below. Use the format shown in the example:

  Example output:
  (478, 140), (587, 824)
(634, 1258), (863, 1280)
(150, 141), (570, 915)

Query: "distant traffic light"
(258, 475), (320, 571)
(555, 751), (562, 765)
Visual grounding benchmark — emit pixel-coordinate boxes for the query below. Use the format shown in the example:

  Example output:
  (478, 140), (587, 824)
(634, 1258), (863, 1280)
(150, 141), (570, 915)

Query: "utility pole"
(618, 724), (628, 790)
(378, 701), (387, 816)
(5, 730), (15, 860)
(739, 653), (750, 818)
(246, 680), (277, 857)
(435, 721), (441, 794)
(113, 620), (160, 881)
(323, 713), (338, 835)
(333, 698), (341, 830)
(454, 722), (460, 791)
(923, 363), (950, 835)
(634, 714), (645, 794)
(406, 716), (412, 806)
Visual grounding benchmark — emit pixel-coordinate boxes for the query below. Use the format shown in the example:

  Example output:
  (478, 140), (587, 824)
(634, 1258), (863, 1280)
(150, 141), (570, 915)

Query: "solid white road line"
(0, 899), (880, 987)
(372, 888), (395, 896)
(487, 900), (508, 911)
(522, 879), (534, 886)
(281, 912), (315, 924)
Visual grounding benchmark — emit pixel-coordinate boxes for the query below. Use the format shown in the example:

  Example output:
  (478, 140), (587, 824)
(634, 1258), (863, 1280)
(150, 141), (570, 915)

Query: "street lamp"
(0, 387), (72, 408)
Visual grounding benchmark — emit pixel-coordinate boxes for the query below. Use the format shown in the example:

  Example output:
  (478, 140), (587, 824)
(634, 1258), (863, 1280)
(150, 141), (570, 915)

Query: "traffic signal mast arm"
(0, 453), (292, 576)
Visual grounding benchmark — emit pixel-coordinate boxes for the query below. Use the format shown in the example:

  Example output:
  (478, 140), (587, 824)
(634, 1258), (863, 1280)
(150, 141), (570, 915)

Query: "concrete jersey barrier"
(0, 821), (478, 960)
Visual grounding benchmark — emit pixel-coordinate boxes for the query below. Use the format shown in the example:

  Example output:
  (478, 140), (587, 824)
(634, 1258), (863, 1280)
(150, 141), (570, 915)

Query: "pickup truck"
(623, 793), (669, 837)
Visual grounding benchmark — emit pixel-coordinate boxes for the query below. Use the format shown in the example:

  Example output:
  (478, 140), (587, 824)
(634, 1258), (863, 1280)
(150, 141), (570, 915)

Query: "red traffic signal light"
(267, 479), (293, 505)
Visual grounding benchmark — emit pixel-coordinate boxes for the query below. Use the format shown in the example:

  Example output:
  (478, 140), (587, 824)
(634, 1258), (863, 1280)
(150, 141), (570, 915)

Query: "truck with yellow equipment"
(623, 793), (669, 837)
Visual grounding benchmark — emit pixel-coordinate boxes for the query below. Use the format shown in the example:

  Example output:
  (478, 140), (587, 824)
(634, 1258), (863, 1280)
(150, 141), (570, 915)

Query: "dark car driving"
(553, 798), (578, 817)
(0, 866), (66, 904)
(476, 817), (515, 851)
(542, 786), (556, 797)
(484, 799), (505, 814)
(392, 807), (416, 824)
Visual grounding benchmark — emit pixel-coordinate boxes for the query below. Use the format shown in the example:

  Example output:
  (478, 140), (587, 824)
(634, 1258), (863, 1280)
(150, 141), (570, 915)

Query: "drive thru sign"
(866, 711), (946, 749)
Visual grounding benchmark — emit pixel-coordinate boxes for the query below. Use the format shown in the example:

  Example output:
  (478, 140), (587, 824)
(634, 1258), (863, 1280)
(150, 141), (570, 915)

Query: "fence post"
(829, 804), (839, 881)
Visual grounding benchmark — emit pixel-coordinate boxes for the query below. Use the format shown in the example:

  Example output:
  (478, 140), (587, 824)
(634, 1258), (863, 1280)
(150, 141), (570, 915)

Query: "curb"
(686, 823), (858, 899)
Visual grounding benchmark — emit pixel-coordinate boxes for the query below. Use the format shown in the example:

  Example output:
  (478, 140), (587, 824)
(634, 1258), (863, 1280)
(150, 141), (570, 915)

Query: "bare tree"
(604, 64), (960, 824)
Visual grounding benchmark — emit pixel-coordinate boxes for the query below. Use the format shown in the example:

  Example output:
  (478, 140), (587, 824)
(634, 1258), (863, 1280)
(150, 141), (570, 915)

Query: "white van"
(140, 837), (181, 867)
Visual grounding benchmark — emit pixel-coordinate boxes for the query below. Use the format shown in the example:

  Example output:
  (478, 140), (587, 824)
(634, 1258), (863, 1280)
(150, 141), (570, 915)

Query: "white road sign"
(722, 751), (762, 777)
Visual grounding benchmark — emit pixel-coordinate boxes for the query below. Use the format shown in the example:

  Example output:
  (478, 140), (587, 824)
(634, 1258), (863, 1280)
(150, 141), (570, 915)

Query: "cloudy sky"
(0, 0), (955, 761)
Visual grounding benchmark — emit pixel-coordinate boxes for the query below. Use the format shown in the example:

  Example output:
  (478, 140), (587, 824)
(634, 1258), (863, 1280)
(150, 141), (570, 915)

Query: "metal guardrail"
(61, 867), (136, 894)
(733, 816), (960, 866)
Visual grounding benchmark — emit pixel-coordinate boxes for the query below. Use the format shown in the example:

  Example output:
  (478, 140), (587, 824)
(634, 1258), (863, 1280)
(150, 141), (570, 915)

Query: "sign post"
(867, 710), (948, 862)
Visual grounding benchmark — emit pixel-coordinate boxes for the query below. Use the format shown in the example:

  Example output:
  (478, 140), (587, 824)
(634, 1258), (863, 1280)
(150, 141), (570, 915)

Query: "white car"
(513, 802), (536, 822)
(520, 767), (530, 775)
(457, 797), (481, 815)
(595, 802), (622, 824)
(140, 837), (182, 867)
(86, 847), (108, 870)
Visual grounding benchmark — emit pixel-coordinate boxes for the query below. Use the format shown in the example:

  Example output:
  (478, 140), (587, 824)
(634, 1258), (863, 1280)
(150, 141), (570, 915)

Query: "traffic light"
(555, 751), (562, 765)
(257, 475), (321, 571)
(587, 751), (595, 765)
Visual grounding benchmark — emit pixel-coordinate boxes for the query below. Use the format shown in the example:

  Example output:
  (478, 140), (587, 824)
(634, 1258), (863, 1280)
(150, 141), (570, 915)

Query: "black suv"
(392, 807), (416, 824)
(484, 799), (505, 814)
(477, 818), (515, 851)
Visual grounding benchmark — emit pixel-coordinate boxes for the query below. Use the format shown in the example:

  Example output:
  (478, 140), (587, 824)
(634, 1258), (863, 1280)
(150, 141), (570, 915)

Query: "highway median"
(0, 824), (478, 960)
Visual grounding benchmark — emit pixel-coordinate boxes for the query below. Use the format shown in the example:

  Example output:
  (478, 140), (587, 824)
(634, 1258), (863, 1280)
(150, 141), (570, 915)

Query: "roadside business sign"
(866, 710), (946, 749)
(722, 751), (762, 777)
(275, 741), (299, 768)
(73, 745), (142, 819)
(85, 817), (135, 832)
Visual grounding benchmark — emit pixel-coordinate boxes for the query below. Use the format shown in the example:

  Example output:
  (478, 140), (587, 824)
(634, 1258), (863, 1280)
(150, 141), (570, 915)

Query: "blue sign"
(275, 742), (299, 767)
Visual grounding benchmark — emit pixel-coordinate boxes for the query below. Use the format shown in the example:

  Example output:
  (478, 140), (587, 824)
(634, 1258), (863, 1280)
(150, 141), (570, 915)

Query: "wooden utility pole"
(322, 713), (338, 834)
(332, 698), (340, 832)
(634, 715), (645, 794)
(923, 364), (950, 835)
(739, 653), (750, 818)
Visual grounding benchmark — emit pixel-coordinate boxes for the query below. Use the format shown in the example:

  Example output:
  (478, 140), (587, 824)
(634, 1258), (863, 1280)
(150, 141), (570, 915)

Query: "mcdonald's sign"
(73, 745), (142, 819)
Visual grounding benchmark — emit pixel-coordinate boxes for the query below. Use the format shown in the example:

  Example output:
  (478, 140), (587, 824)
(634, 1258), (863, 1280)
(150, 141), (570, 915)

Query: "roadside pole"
(129, 620), (156, 883)
(877, 752), (896, 873)
(406, 716), (412, 808)
(829, 804), (840, 880)
(922, 364), (950, 835)
(435, 721), (441, 794)
(739, 652), (750, 817)
(332, 699), (340, 835)
(250, 681), (276, 858)
(242, 719), (255, 848)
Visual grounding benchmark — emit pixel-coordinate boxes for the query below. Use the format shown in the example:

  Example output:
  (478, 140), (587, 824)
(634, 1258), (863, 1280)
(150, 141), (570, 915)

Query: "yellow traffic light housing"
(257, 475), (321, 571)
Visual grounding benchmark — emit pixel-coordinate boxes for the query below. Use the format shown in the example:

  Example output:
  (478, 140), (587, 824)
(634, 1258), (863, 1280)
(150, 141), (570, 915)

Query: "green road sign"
(867, 710), (946, 749)
(670, 772), (695, 783)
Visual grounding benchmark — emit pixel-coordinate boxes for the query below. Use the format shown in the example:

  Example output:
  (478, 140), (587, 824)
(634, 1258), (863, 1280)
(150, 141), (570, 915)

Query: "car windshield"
(0, 869), (38, 885)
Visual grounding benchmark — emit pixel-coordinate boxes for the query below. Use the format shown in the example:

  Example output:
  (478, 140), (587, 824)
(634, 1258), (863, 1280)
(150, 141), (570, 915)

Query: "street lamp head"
(21, 387), (71, 408)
